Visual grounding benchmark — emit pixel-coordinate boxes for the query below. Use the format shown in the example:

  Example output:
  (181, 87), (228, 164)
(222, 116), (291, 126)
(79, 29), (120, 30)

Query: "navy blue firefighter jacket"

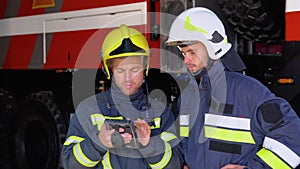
(178, 61), (300, 169)
(62, 85), (184, 169)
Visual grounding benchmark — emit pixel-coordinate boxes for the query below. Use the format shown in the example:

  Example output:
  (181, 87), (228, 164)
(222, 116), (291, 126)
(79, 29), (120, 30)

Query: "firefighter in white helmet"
(166, 7), (300, 169)
(62, 24), (184, 169)
(166, 7), (246, 75)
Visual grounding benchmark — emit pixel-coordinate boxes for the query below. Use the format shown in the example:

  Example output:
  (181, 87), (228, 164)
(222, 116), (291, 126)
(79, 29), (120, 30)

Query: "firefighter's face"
(180, 42), (209, 73)
(112, 56), (145, 96)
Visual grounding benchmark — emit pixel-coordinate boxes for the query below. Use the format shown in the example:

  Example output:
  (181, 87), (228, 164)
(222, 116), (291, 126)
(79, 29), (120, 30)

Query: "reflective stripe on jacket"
(180, 62), (300, 169)
(62, 87), (184, 169)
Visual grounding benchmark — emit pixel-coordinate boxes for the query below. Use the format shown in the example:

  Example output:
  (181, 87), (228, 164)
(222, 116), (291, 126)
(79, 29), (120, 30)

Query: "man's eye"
(116, 69), (124, 73)
(132, 68), (141, 73)
(190, 51), (196, 55)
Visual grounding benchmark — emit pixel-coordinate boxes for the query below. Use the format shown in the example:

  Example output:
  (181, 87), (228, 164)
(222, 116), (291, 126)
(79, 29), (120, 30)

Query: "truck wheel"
(218, 0), (282, 43)
(0, 89), (15, 169)
(14, 91), (68, 169)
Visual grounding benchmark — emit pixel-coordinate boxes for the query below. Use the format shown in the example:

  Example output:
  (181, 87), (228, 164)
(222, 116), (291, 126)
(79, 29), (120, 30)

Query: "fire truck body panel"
(0, 0), (146, 18)
(0, 1), (164, 169)
(0, 2), (152, 69)
(285, 0), (300, 41)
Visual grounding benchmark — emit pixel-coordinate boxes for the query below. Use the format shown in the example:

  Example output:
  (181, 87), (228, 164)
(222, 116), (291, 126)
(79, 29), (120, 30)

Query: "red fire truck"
(0, 0), (163, 168)
(1, 0), (300, 169)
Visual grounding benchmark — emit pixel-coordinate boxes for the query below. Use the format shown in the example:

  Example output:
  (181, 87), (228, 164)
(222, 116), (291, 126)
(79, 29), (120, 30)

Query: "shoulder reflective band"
(205, 114), (250, 130)
(204, 126), (256, 144)
(73, 142), (100, 167)
(149, 142), (172, 169)
(64, 135), (85, 146)
(257, 148), (291, 169)
(101, 151), (113, 169)
(150, 117), (161, 129)
(161, 132), (177, 142)
(90, 114), (123, 131)
(180, 115), (189, 137)
(263, 137), (300, 168)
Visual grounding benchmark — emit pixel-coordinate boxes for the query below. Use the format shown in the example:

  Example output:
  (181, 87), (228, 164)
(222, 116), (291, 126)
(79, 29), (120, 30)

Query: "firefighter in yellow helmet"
(62, 24), (184, 169)
(101, 24), (150, 80)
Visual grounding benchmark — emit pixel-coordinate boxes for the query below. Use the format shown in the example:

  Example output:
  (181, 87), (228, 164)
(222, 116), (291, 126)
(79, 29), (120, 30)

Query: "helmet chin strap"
(191, 58), (215, 79)
(191, 68), (206, 79)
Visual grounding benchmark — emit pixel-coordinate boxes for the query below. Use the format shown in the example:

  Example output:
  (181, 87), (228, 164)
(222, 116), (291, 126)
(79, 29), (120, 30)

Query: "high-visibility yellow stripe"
(184, 16), (208, 34)
(101, 151), (113, 169)
(90, 114), (105, 124)
(151, 117), (161, 129)
(90, 114), (123, 131)
(257, 148), (291, 169)
(180, 126), (189, 137)
(64, 136), (84, 145)
(204, 126), (256, 144)
(149, 143), (172, 169)
(90, 114), (105, 131)
(103, 116), (123, 120)
(161, 132), (177, 142)
(73, 143), (100, 167)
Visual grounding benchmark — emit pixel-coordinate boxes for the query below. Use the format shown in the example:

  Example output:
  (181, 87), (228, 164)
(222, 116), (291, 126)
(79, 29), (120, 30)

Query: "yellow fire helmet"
(101, 24), (150, 79)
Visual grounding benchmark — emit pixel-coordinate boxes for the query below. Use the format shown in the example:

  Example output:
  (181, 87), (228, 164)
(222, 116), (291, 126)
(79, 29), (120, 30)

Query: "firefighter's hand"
(118, 127), (133, 144)
(134, 119), (150, 146)
(221, 164), (247, 169)
(98, 123), (115, 148)
(98, 124), (133, 148)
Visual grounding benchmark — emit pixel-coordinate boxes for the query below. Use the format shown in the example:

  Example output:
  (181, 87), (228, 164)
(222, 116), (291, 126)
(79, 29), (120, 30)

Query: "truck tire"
(0, 89), (15, 169)
(218, 0), (282, 44)
(14, 91), (68, 169)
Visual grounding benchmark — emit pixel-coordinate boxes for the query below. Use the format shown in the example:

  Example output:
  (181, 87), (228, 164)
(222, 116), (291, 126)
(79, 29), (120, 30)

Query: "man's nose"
(125, 71), (133, 81)
(184, 54), (192, 63)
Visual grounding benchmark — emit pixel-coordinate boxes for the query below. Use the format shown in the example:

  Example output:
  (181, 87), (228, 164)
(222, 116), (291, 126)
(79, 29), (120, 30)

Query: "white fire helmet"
(165, 7), (232, 60)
